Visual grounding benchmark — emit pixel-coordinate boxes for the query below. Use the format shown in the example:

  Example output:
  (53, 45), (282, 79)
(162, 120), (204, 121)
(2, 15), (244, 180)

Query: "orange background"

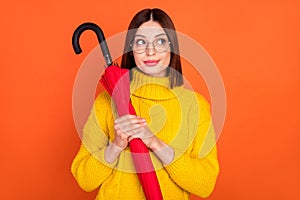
(1, 0), (299, 199)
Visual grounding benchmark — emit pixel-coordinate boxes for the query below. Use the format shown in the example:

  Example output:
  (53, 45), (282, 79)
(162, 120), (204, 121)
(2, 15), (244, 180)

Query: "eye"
(135, 39), (146, 46)
(155, 38), (167, 46)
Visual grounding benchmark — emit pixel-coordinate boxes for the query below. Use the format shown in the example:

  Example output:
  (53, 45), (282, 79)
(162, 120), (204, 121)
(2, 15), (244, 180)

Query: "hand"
(127, 125), (157, 149)
(113, 114), (149, 149)
(113, 114), (175, 165)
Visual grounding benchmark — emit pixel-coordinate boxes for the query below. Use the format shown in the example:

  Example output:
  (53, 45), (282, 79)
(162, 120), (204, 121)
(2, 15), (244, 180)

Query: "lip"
(143, 60), (160, 66)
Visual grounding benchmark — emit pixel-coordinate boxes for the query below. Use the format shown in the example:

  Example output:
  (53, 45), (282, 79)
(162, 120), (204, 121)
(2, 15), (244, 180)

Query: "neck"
(130, 67), (184, 100)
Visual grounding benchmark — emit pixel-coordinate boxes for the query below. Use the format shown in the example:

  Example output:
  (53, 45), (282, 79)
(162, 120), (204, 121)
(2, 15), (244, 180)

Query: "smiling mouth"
(143, 60), (159, 66)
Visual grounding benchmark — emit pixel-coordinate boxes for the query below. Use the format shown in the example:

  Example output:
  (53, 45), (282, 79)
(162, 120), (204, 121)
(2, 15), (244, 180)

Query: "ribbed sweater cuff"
(164, 149), (187, 178)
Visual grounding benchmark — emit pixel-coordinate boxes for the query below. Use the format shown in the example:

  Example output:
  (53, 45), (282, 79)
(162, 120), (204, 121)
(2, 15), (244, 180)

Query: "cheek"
(133, 54), (143, 66)
(162, 52), (171, 66)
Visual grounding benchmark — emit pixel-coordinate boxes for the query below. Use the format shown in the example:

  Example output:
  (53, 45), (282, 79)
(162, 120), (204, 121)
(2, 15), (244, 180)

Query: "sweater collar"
(130, 68), (184, 100)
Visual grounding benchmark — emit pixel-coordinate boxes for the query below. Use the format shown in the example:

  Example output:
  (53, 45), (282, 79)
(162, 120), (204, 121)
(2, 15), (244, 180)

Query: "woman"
(71, 8), (219, 200)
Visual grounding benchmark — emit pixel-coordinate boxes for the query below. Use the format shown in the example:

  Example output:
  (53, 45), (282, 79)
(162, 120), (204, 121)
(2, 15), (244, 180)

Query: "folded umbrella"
(72, 22), (163, 200)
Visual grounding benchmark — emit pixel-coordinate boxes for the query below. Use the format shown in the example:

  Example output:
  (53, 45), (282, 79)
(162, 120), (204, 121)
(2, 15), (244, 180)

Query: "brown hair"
(120, 8), (183, 88)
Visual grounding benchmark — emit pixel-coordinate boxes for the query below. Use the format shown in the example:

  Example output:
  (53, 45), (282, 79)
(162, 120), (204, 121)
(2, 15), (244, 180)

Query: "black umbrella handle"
(72, 22), (113, 66)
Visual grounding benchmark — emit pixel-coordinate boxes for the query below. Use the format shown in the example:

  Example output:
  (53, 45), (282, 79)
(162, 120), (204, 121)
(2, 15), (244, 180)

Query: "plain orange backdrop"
(1, 0), (299, 199)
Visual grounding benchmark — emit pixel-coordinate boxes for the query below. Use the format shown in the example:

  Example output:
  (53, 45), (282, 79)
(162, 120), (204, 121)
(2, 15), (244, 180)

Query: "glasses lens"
(132, 38), (147, 53)
(131, 36), (170, 53)
(154, 37), (169, 52)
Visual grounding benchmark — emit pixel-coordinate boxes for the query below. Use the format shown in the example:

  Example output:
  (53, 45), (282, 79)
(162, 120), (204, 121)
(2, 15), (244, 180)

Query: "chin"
(137, 64), (167, 77)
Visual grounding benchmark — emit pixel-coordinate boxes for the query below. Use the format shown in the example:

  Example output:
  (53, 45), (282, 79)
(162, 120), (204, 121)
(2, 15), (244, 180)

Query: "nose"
(146, 44), (155, 56)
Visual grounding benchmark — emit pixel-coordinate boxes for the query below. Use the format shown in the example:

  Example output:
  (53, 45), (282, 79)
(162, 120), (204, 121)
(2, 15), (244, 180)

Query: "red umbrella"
(72, 22), (163, 200)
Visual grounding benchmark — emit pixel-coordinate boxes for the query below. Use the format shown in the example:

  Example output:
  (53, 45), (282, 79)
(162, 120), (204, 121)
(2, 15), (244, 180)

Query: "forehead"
(135, 21), (166, 38)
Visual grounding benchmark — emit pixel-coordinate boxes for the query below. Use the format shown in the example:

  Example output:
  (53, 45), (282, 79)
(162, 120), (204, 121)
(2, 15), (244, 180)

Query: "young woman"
(71, 8), (219, 200)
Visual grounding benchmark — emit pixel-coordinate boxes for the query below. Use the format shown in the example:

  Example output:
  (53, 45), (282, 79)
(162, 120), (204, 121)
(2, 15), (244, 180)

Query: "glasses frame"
(130, 37), (171, 54)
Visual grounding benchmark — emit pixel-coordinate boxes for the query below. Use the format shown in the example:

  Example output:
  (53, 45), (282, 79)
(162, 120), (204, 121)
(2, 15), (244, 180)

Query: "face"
(132, 21), (171, 77)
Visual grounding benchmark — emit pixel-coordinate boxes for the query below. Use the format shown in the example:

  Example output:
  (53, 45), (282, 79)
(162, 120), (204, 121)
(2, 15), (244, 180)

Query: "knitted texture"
(71, 68), (219, 200)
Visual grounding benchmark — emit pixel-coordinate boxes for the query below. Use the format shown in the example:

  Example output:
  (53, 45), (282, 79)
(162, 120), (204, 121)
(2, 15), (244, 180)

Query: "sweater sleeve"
(165, 94), (220, 198)
(71, 92), (117, 192)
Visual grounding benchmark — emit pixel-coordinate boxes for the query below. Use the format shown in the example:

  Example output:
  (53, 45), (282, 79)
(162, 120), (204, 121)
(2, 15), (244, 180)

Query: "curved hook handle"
(72, 22), (112, 66)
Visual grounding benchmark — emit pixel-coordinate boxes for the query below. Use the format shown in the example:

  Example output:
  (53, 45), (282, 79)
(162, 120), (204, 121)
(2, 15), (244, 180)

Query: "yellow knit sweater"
(71, 68), (219, 200)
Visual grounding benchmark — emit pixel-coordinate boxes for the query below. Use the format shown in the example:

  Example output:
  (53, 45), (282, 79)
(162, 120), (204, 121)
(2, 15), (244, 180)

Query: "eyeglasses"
(130, 36), (171, 54)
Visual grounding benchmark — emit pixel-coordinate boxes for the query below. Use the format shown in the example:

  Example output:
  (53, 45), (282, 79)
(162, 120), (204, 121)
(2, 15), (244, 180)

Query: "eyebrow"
(135, 33), (167, 38)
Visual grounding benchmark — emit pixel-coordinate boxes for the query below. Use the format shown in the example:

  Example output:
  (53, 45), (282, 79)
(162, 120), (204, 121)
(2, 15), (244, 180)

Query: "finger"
(117, 121), (147, 132)
(128, 134), (141, 142)
(114, 125), (129, 138)
(115, 114), (140, 124)
(116, 118), (146, 128)
(114, 126), (123, 136)
(115, 124), (142, 141)
(120, 133), (129, 140)
(114, 124), (121, 132)
(114, 115), (147, 132)
(118, 127), (143, 140)
(128, 136), (134, 142)
(127, 131), (146, 142)
(131, 126), (145, 134)
(128, 135), (137, 143)
(116, 129), (130, 140)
